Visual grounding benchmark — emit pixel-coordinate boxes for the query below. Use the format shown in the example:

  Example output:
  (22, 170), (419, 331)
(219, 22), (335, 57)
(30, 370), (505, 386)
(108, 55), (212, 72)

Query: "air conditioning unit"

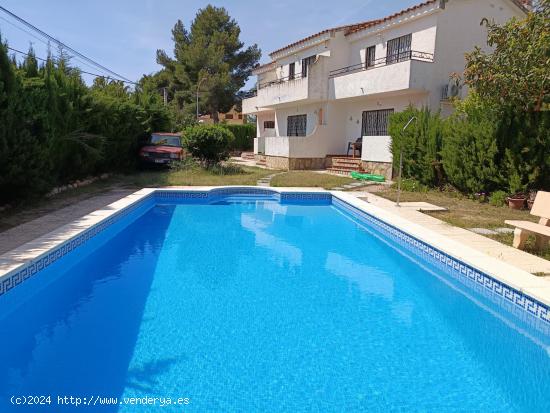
(441, 81), (461, 100)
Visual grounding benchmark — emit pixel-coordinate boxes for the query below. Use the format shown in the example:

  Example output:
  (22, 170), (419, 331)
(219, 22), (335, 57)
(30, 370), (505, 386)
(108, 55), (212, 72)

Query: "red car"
(139, 133), (184, 166)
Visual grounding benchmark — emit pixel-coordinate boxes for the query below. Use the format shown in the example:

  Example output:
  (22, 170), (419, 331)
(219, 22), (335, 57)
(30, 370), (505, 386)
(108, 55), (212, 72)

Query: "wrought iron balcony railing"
(328, 50), (434, 78)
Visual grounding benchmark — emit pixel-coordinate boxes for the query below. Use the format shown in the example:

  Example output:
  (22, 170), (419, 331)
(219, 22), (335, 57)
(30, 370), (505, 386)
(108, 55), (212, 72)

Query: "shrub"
(489, 190), (507, 207)
(0, 40), (172, 204)
(393, 178), (428, 193)
(182, 125), (235, 164)
(222, 123), (255, 151)
(389, 106), (444, 187)
(441, 95), (505, 194)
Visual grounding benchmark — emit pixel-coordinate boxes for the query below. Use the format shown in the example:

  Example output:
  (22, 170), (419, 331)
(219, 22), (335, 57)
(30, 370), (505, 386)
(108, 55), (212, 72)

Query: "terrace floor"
(349, 191), (550, 277)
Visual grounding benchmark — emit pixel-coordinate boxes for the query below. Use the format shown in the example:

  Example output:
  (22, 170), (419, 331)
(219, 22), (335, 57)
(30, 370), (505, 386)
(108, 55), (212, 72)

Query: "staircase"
(241, 151), (267, 167)
(241, 152), (255, 161)
(256, 155), (267, 167)
(327, 157), (362, 176)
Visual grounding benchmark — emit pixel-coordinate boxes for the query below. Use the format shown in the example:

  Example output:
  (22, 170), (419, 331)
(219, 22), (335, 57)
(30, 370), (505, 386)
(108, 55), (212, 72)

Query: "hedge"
(221, 123), (255, 151)
(389, 97), (550, 194)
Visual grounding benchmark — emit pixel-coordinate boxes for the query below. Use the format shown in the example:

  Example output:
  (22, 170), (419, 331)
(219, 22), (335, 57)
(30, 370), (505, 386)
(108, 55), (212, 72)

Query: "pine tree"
(156, 5), (260, 123)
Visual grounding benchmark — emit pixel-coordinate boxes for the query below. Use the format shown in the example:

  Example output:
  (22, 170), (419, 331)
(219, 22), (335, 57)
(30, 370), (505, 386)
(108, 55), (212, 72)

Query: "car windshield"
(150, 134), (181, 147)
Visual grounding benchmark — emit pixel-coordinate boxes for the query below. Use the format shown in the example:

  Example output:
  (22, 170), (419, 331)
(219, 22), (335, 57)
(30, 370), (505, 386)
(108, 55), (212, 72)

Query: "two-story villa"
(242, 0), (530, 177)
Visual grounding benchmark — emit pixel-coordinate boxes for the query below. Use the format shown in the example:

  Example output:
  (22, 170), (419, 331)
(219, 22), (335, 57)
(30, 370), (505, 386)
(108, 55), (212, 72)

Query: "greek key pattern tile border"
(3, 188), (548, 331)
(0, 189), (331, 297)
(0, 193), (154, 297)
(333, 197), (550, 328)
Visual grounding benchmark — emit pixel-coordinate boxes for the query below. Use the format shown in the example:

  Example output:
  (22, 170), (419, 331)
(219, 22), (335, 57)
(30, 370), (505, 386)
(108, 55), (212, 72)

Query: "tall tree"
(156, 5), (260, 123)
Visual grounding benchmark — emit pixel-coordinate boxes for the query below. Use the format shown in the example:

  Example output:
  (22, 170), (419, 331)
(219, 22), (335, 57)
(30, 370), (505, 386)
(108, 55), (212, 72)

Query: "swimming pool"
(0, 188), (549, 412)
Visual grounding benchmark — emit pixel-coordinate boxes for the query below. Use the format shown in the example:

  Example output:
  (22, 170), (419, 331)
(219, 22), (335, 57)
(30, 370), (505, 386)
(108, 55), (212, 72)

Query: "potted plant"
(506, 192), (527, 210)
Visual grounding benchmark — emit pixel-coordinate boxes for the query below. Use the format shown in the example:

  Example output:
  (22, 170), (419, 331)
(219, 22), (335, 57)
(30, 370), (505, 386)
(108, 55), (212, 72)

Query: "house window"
(238, 114), (243, 119)
(386, 34), (412, 64)
(361, 109), (394, 136)
(366, 46), (376, 69)
(263, 120), (275, 129)
(225, 114), (234, 119)
(287, 114), (307, 136)
(301, 55), (316, 78)
(288, 62), (295, 80)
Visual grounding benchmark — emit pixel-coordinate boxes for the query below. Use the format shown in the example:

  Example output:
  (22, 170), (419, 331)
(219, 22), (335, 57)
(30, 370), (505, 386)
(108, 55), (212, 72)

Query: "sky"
(0, 0), (424, 87)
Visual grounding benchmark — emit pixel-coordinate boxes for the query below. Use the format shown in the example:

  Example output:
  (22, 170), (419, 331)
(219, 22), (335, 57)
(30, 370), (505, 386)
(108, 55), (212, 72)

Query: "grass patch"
(0, 162), (273, 233)
(271, 171), (354, 189)
(123, 163), (273, 188)
(376, 187), (550, 262)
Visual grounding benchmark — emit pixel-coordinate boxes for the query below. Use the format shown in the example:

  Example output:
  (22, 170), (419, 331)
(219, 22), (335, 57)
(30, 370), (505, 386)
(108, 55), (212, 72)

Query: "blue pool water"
(0, 197), (549, 412)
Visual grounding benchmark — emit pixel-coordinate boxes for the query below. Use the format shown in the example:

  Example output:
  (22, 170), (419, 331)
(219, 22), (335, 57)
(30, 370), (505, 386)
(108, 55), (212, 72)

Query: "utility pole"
(162, 87), (167, 106)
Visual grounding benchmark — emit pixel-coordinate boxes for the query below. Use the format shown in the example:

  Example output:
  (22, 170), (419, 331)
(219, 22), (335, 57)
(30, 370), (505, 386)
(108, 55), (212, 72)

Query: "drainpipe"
(396, 116), (417, 207)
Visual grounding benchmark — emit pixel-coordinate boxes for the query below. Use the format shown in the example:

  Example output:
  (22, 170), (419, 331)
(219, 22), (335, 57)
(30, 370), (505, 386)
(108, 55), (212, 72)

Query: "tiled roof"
(268, 20), (378, 58)
(268, 0), (439, 58)
(345, 0), (438, 36)
(267, 0), (530, 58)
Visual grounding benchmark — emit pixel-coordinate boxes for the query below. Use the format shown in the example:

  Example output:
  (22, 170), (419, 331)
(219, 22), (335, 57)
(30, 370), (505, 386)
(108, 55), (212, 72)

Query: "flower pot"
(507, 197), (526, 210)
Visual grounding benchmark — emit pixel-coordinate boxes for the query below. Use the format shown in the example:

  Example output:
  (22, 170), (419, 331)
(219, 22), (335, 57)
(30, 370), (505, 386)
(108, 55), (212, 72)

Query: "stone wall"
(265, 156), (289, 170)
(265, 156), (328, 170)
(361, 161), (393, 180)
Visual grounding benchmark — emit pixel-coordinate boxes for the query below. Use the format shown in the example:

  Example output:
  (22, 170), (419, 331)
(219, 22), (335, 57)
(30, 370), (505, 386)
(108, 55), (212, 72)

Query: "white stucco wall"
(362, 136), (393, 163)
(256, 112), (276, 138)
(349, 12), (438, 69)
(429, 0), (526, 109)
(253, 0), (527, 161)
(329, 59), (434, 100)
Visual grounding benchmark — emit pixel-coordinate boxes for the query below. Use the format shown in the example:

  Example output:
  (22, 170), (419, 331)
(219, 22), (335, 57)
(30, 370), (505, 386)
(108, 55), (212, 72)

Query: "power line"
(0, 14), (121, 79)
(6, 45), (138, 85)
(0, 5), (134, 83)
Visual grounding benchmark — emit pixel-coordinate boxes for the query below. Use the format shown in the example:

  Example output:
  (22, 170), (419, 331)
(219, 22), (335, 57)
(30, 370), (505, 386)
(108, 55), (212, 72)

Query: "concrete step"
(241, 152), (256, 160)
(326, 168), (354, 176)
(328, 165), (361, 171)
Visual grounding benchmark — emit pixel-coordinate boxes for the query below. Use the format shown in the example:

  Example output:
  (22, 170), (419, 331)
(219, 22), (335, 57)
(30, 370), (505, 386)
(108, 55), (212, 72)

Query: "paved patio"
(350, 191), (550, 276)
(0, 188), (134, 255)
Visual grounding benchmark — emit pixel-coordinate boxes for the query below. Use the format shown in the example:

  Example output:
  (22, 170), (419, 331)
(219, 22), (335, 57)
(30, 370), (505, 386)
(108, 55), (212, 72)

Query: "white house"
(242, 0), (530, 177)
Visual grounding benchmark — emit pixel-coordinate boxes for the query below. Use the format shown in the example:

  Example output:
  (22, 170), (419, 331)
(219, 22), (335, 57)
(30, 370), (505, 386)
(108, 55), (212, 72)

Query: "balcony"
(329, 51), (435, 100)
(243, 57), (328, 112)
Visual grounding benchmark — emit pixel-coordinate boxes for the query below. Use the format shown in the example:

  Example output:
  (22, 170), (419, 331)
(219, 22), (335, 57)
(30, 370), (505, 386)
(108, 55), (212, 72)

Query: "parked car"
(139, 133), (184, 166)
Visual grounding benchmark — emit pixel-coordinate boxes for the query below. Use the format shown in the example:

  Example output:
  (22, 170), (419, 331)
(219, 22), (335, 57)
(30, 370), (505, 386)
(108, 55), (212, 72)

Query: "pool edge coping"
(0, 186), (549, 313)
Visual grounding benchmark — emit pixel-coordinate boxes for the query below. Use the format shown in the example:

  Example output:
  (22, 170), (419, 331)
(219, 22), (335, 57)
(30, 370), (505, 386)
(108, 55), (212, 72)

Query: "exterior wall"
(274, 103), (321, 137)
(265, 156), (326, 170)
(430, 0), (526, 108)
(244, 0), (527, 170)
(361, 161), (393, 180)
(256, 112), (276, 138)
(198, 106), (246, 124)
(329, 60), (434, 100)
(348, 11), (438, 69)
(343, 93), (428, 147)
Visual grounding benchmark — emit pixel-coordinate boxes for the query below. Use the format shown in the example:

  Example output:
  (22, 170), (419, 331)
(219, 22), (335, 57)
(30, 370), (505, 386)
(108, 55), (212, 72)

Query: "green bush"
(389, 106), (444, 187)
(183, 125), (235, 164)
(441, 96), (504, 194)
(0, 41), (172, 204)
(222, 123), (255, 151)
(489, 190), (507, 207)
